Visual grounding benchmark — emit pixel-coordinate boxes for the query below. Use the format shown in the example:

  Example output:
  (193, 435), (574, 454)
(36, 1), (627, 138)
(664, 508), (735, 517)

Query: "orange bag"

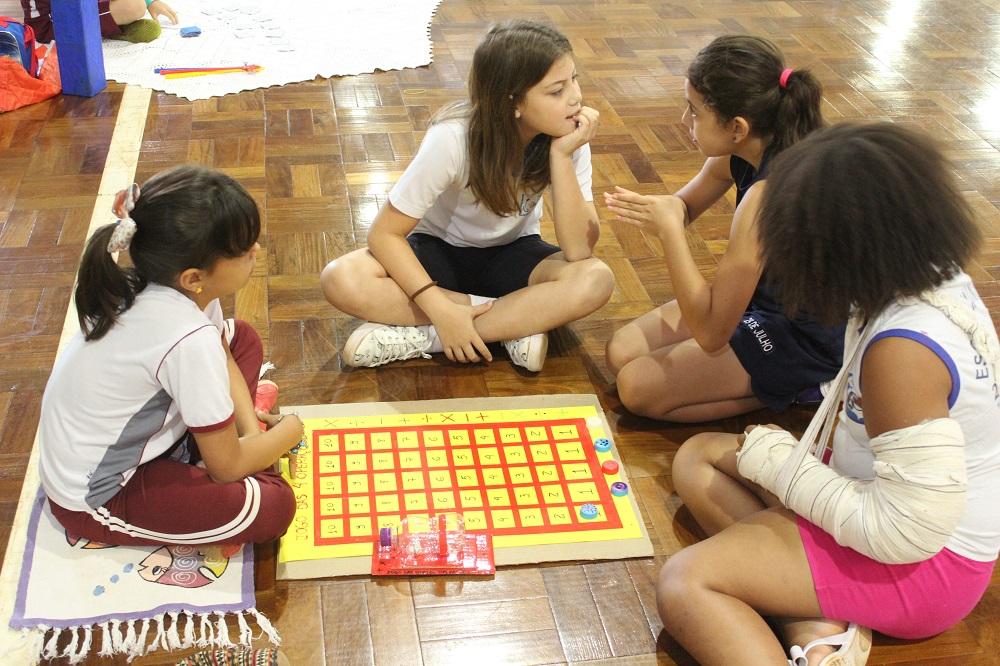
(0, 42), (61, 113)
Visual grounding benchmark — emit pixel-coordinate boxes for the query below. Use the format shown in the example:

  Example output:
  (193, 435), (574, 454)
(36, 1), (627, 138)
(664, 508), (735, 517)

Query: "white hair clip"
(107, 183), (141, 253)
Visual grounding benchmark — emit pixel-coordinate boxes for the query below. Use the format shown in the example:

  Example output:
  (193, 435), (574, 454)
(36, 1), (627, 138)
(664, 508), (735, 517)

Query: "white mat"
(100, 0), (443, 100)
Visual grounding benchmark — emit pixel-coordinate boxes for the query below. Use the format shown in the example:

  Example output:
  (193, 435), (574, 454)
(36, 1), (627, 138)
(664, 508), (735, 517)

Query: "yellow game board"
(277, 394), (652, 579)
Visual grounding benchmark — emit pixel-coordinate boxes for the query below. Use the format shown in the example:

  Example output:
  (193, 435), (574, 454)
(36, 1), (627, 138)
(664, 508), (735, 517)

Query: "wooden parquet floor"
(2, 0), (1000, 664)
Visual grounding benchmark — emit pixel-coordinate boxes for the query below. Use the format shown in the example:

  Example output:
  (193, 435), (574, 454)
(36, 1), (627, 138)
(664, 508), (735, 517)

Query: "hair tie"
(779, 68), (793, 89)
(107, 183), (140, 253)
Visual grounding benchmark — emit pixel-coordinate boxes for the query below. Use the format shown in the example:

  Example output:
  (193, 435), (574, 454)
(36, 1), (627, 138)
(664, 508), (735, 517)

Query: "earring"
(515, 110), (521, 119)
(195, 287), (203, 294)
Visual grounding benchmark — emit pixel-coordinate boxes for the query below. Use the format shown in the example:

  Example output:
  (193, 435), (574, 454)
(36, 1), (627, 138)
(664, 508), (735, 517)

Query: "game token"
(379, 527), (393, 548)
(610, 481), (629, 497)
(580, 503), (599, 520)
(594, 438), (611, 452)
(601, 460), (619, 475)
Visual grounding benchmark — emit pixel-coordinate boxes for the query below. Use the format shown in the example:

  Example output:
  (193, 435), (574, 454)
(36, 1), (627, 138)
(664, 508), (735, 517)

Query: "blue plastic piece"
(52, 0), (107, 97)
(580, 503), (599, 520)
(594, 438), (612, 452)
(180, 26), (201, 37)
(610, 481), (629, 497)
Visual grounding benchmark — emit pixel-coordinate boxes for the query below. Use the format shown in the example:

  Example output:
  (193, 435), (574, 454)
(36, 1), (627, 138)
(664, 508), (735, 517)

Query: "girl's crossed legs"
(321, 241), (613, 368)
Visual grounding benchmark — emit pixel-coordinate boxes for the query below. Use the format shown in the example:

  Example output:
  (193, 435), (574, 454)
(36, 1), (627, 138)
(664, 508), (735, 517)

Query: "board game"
(277, 394), (652, 579)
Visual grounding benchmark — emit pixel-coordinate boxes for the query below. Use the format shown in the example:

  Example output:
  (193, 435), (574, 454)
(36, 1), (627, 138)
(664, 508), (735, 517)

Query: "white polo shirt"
(39, 284), (235, 512)
(389, 119), (594, 248)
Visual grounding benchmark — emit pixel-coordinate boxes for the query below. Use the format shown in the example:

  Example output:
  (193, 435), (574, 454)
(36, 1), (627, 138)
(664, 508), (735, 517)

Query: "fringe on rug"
(16, 608), (280, 664)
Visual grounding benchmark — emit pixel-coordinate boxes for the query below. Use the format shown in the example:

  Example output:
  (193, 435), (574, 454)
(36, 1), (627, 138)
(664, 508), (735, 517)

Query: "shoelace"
(370, 327), (432, 366)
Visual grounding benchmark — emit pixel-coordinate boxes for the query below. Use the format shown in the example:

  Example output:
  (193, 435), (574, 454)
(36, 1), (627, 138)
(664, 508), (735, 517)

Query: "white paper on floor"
(101, 0), (443, 100)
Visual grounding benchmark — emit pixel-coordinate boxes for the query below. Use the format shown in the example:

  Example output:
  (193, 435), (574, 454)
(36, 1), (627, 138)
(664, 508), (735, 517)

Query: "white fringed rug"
(8, 491), (277, 664)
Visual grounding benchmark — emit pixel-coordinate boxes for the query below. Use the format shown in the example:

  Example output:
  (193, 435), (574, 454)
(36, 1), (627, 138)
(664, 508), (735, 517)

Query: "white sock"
(425, 325), (443, 353)
(469, 294), (495, 307)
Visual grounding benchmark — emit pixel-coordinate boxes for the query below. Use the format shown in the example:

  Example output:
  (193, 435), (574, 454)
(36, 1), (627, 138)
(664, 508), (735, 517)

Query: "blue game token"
(180, 26), (201, 37)
(580, 503), (599, 520)
(610, 481), (629, 497)
(594, 438), (612, 452)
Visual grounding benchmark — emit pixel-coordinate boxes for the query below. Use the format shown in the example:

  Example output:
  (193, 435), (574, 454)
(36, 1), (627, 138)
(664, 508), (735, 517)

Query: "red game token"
(601, 460), (619, 475)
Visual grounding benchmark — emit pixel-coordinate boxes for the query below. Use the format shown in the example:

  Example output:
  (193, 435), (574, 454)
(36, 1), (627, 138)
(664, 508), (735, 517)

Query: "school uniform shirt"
(389, 118), (594, 248)
(39, 284), (234, 513)
(831, 272), (1000, 561)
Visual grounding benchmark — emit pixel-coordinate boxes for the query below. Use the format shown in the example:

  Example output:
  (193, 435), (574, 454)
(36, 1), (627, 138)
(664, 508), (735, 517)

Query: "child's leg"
(49, 460), (295, 547)
(605, 300), (691, 375)
(228, 319), (263, 397)
(614, 338), (763, 422)
(469, 250), (614, 342)
(106, 0), (145, 28)
(671, 434), (855, 664)
(657, 508), (824, 666)
(671, 432), (775, 536)
(321, 247), (471, 324)
(21, 0), (54, 43)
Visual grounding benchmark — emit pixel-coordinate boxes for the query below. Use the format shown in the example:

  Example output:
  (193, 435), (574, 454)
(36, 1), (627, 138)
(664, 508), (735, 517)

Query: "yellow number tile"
(529, 444), (553, 462)
(547, 507), (572, 526)
(349, 517), (372, 536)
(374, 495), (399, 513)
(318, 477), (342, 496)
(490, 509), (515, 528)
(519, 508), (544, 527)
(346, 475), (369, 494)
(318, 434), (340, 452)
(344, 433), (365, 451)
(320, 519), (343, 539)
(432, 491), (456, 509)
(486, 488), (510, 506)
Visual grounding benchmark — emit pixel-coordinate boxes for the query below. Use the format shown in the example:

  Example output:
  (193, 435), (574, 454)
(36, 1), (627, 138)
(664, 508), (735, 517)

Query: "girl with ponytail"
(604, 35), (843, 422)
(39, 165), (301, 548)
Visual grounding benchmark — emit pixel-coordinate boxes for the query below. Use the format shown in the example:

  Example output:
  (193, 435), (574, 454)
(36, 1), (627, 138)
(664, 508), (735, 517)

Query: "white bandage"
(737, 419), (967, 564)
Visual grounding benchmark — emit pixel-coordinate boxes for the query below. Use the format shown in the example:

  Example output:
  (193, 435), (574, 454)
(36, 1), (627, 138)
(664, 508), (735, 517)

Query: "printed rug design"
(8, 490), (278, 664)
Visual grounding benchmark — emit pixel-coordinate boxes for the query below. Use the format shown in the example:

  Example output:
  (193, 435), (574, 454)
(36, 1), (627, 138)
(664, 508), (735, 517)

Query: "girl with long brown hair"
(321, 20), (613, 372)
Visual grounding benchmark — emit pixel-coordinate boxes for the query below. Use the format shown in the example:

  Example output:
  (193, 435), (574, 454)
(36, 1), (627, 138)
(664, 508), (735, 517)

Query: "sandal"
(788, 623), (872, 666)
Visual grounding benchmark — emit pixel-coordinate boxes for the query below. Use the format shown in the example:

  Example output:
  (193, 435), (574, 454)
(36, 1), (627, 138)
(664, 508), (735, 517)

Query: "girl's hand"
(429, 301), (494, 364)
(603, 187), (688, 234)
(148, 0), (178, 24)
(551, 106), (600, 157)
(736, 423), (782, 452)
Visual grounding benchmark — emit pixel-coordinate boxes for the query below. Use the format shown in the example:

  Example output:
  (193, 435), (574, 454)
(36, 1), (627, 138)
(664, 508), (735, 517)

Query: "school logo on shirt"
(845, 370), (865, 424)
(741, 315), (773, 354)
(518, 192), (541, 216)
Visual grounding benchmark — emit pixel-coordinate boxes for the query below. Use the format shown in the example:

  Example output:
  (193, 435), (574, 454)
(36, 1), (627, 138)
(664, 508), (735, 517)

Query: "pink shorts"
(798, 516), (995, 639)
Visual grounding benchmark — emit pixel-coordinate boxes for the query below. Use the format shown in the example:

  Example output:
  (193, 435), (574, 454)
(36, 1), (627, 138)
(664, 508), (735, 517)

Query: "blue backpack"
(0, 16), (39, 77)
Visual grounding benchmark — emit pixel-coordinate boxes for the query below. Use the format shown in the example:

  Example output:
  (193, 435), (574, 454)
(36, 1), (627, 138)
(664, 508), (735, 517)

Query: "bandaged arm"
(736, 418), (967, 564)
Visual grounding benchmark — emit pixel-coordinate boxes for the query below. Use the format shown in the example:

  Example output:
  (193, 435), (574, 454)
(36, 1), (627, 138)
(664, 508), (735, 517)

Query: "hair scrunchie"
(107, 183), (141, 253)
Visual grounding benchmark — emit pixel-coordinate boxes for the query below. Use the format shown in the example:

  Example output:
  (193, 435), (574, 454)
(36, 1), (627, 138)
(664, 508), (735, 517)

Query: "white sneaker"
(342, 322), (433, 368)
(503, 332), (548, 372)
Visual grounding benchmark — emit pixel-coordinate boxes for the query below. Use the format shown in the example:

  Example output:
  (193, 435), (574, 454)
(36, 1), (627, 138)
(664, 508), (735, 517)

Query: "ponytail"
(75, 224), (146, 341)
(771, 68), (823, 154)
(73, 165), (259, 342)
(687, 35), (824, 158)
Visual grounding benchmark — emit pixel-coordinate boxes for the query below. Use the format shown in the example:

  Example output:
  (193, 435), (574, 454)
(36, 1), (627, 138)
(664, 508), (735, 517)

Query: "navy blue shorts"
(406, 233), (560, 298)
(729, 307), (844, 412)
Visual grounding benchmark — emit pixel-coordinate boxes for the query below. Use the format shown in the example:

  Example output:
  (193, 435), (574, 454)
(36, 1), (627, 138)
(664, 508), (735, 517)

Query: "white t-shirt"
(389, 119), (594, 248)
(39, 284), (235, 512)
(831, 273), (1000, 561)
